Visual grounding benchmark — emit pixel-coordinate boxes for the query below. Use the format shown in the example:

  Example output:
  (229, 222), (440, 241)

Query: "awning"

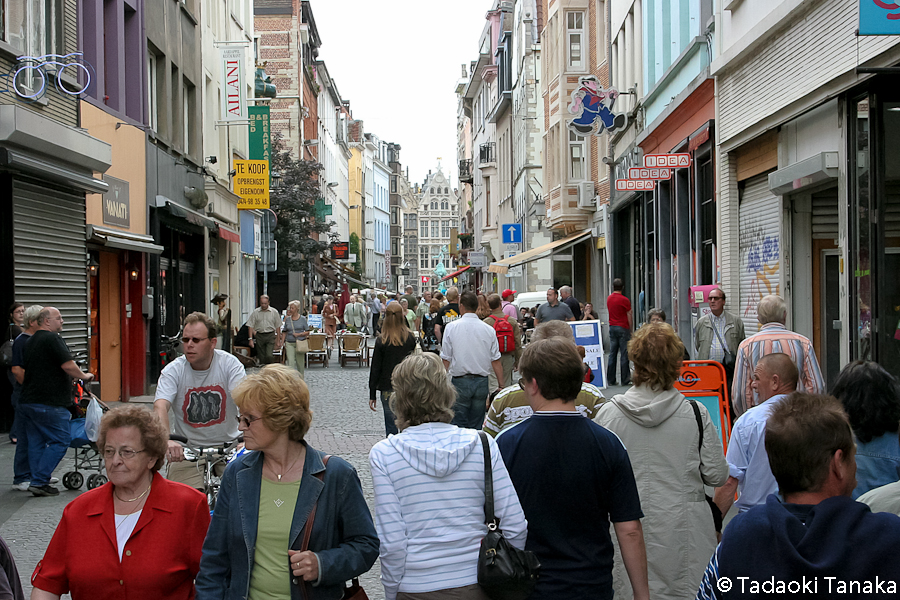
(321, 256), (370, 288)
(0, 147), (108, 194)
(441, 265), (471, 281)
(87, 225), (164, 255)
(487, 230), (592, 274)
(216, 224), (241, 243)
(156, 196), (217, 230)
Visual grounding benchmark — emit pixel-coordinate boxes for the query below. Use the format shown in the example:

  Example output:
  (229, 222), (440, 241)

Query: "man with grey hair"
(731, 294), (824, 418)
(342, 295), (367, 331)
(559, 285), (581, 318)
(18, 307), (93, 496)
(484, 320), (605, 437)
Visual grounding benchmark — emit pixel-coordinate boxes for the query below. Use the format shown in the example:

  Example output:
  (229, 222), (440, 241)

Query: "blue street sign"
(502, 223), (522, 244)
(860, 0), (900, 35)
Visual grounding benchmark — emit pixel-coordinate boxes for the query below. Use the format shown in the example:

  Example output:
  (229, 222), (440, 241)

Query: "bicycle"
(159, 331), (183, 367)
(169, 434), (243, 511)
(6, 52), (93, 101)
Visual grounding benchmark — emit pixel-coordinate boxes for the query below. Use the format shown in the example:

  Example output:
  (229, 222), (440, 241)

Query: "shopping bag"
(84, 397), (103, 442)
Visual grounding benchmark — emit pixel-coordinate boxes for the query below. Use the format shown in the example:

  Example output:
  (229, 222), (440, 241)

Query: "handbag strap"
(477, 431), (497, 529)
(688, 399), (703, 452)
(297, 454), (331, 599)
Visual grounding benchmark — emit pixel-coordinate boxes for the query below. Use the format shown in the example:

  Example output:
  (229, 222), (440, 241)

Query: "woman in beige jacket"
(594, 323), (728, 600)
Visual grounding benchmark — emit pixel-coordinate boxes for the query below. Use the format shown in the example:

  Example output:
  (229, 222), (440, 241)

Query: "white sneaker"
(13, 477), (57, 490)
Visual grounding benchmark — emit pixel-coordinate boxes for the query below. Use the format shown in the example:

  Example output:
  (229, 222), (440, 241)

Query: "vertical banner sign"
(249, 105), (271, 188)
(220, 47), (246, 121)
(860, 0), (900, 35)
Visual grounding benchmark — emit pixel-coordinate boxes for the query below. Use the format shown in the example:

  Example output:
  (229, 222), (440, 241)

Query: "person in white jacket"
(594, 322), (729, 600)
(369, 352), (527, 600)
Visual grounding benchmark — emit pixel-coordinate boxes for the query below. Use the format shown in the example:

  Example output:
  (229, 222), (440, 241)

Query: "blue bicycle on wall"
(3, 52), (93, 101)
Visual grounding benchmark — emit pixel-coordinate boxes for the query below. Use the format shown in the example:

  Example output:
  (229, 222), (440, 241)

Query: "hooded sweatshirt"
(594, 385), (729, 600)
(697, 494), (900, 599)
(368, 423), (527, 600)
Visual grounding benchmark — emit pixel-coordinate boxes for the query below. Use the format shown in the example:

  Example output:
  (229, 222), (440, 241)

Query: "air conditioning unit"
(577, 181), (596, 209)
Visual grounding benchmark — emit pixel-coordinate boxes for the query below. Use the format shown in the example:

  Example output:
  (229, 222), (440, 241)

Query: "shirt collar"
(761, 322), (787, 332)
(461, 313), (478, 320)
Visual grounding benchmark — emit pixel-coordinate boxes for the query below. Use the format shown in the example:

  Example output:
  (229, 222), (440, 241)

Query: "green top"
(249, 477), (303, 600)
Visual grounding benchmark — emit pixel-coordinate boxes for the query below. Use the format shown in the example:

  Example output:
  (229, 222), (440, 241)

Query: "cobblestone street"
(0, 357), (388, 599)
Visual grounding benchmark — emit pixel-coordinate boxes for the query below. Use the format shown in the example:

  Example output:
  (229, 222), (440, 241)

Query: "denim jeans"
(450, 376), (489, 429)
(18, 403), (71, 487)
(11, 393), (30, 483)
(607, 326), (632, 385)
(381, 391), (398, 436)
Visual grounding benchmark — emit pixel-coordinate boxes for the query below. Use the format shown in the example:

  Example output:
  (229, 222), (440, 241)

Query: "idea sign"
(615, 179), (655, 191)
(643, 153), (692, 168)
(628, 167), (673, 180)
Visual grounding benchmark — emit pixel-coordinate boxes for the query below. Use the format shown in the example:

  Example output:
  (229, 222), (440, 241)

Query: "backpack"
(488, 316), (516, 353)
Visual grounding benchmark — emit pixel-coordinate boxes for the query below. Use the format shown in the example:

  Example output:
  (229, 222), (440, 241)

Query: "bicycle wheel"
(9, 61), (46, 100)
(56, 60), (92, 96)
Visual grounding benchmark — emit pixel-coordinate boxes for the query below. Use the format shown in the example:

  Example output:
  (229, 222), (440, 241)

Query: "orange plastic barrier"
(674, 360), (732, 452)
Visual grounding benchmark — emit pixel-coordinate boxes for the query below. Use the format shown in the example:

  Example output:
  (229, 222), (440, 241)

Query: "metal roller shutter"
(13, 180), (88, 355)
(738, 174), (781, 336)
(811, 188), (839, 239)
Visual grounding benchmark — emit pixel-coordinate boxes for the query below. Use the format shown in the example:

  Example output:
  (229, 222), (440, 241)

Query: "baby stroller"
(61, 379), (110, 491)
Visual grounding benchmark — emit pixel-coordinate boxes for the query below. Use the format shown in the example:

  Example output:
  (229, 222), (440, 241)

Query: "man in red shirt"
(606, 278), (633, 386)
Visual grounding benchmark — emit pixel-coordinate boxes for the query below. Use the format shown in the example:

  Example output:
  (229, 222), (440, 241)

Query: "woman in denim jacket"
(196, 365), (379, 600)
(832, 361), (900, 498)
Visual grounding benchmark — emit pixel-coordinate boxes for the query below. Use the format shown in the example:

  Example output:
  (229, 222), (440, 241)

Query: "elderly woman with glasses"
(30, 405), (210, 600)
(196, 364), (379, 600)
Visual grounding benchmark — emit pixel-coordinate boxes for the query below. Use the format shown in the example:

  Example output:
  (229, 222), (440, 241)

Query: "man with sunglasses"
(154, 312), (245, 489)
(695, 287), (745, 394)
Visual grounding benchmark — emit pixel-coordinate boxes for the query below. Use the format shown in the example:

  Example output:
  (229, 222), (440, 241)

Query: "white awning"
(487, 230), (591, 274)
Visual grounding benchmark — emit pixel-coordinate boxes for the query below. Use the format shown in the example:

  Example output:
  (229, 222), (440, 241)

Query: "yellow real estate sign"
(234, 159), (270, 209)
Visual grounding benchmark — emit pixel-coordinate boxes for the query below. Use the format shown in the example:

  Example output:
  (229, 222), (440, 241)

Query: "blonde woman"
(368, 303), (417, 436)
(280, 300), (310, 379)
(196, 365), (378, 600)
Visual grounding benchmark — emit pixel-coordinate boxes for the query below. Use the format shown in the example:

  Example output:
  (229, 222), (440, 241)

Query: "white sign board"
(507, 265), (523, 277)
(220, 47), (247, 122)
(469, 252), (486, 268)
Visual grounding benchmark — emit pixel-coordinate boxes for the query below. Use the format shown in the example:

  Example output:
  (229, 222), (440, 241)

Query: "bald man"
(714, 353), (799, 517)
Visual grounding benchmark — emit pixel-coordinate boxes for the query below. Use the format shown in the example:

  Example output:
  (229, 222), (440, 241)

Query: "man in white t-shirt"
(154, 311), (245, 489)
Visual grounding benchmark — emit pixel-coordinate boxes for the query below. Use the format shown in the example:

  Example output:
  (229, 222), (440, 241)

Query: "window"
(420, 246), (429, 269)
(441, 220), (450, 238)
(569, 130), (586, 180)
(148, 52), (159, 131)
(431, 221), (439, 238)
(698, 155), (715, 285)
(441, 200), (448, 210)
(392, 238), (399, 256)
(391, 176), (398, 194)
(432, 250), (439, 268)
(391, 206), (399, 225)
(410, 214), (417, 230)
(566, 11), (585, 71)
(431, 201), (437, 210)
(420, 219), (428, 237)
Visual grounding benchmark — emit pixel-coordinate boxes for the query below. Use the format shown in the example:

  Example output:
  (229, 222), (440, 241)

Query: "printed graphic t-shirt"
(435, 303), (461, 332)
(155, 349), (245, 445)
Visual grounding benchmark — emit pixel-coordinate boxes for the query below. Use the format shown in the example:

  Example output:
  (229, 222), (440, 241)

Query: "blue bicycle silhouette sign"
(3, 52), (93, 101)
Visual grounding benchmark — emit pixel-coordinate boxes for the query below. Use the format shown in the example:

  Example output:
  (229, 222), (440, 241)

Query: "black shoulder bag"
(711, 319), (736, 374)
(687, 400), (724, 533)
(476, 431), (540, 600)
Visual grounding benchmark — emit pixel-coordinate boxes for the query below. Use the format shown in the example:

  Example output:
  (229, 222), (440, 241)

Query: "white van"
(512, 291), (549, 311)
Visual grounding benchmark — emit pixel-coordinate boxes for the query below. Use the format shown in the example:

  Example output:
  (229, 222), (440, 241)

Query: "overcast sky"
(309, 0), (491, 189)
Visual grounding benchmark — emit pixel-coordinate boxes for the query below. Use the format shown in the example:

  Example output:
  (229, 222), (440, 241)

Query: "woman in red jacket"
(31, 405), (210, 600)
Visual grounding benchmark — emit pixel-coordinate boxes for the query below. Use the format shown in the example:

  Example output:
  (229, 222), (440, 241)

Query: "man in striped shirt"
(731, 295), (824, 418)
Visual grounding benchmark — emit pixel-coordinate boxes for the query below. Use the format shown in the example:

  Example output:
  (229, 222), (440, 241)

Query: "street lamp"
(270, 171), (281, 189)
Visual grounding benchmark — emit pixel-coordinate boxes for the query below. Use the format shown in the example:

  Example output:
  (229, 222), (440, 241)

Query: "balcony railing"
(459, 159), (474, 183)
(479, 142), (495, 166)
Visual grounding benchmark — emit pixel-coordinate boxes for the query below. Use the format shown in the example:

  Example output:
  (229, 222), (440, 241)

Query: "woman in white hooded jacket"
(594, 323), (728, 600)
(369, 352), (527, 600)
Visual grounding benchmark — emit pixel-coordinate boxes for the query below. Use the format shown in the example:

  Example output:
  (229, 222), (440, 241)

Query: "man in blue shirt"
(497, 337), (648, 600)
(713, 353), (797, 516)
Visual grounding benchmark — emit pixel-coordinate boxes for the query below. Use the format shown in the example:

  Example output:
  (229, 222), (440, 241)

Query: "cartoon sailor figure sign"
(567, 75), (627, 136)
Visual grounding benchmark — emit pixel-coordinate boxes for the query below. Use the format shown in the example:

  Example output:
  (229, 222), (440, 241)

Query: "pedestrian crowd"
(2, 282), (900, 600)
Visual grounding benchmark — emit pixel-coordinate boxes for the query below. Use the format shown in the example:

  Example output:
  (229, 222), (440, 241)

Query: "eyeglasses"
(708, 296), (724, 301)
(518, 379), (527, 391)
(181, 337), (209, 345)
(236, 414), (263, 428)
(103, 447), (146, 460)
